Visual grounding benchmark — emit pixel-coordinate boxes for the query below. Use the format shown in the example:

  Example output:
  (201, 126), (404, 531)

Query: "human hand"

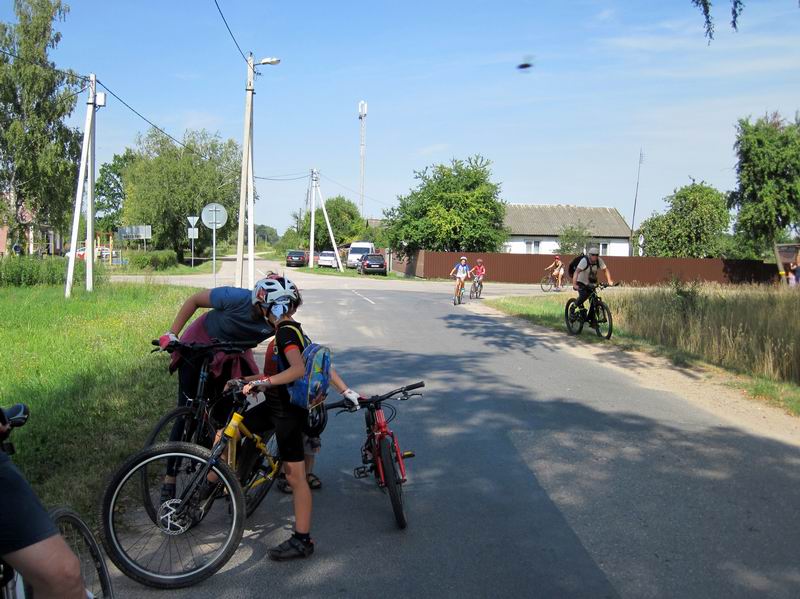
(224, 379), (244, 392)
(342, 389), (361, 411)
(159, 332), (178, 350)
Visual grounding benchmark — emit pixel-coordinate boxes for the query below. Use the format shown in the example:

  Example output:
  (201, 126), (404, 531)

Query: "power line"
(0, 47), (89, 81)
(319, 173), (391, 207)
(212, 0), (249, 65)
(255, 174), (310, 181)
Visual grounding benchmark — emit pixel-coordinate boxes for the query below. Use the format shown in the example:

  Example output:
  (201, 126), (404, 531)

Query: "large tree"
(95, 148), (136, 234)
(690, 1), (799, 40)
(123, 128), (240, 261)
(255, 224), (278, 245)
(728, 113), (800, 248)
(300, 195), (362, 251)
(638, 182), (730, 258)
(384, 155), (507, 257)
(0, 0), (82, 245)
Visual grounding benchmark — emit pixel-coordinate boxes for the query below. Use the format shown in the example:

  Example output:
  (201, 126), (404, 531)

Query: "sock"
(293, 531), (311, 544)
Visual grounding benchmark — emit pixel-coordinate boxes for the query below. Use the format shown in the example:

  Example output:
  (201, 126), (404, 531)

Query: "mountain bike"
(564, 282), (617, 339)
(101, 385), (281, 589)
(469, 276), (483, 299)
(452, 277), (466, 305)
(0, 404), (114, 599)
(327, 381), (424, 529)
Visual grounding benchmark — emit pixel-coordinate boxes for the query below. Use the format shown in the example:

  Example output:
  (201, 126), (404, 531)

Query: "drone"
(517, 55), (536, 71)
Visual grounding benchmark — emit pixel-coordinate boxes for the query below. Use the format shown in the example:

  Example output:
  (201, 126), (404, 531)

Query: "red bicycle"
(328, 381), (424, 528)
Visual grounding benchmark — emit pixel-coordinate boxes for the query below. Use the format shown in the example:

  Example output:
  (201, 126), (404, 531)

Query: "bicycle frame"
(364, 404), (407, 486)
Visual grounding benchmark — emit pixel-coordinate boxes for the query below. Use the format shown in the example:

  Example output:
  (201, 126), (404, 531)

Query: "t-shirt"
(473, 265), (486, 277)
(575, 257), (606, 285)
(204, 287), (273, 344)
(265, 320), (307, 411)
(454, 263), (470, 278)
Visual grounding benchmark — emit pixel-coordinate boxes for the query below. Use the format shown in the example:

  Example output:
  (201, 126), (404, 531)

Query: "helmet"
(303, 404), (328, 437)
(555, 255), (561, 260)
(460, 256), (467, 261)
(252, 275), (300, 311)
(588, 247), (600, 256)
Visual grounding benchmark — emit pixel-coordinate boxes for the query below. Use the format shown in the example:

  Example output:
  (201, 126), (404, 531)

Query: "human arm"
(168, 290), (213, 336)
(330, 367), (361, 408)
(545, 261), (555, 271)
(600, 260), (614, 286)
(449, 267), (457, 277)
(243, 346), (305, 394)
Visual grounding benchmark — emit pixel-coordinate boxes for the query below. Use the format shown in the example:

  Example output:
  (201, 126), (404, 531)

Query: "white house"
(502, 204), (631, 256)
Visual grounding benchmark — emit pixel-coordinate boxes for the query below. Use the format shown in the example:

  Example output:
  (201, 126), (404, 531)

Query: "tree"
(638, 182), (730, 258)
(0, 0), (82, 245)
(254, 224), (278, 245)
(123, 128), (240, 261)
(275, 227), (304, 254)
(557, 222), (592, 255)
(690, 1), (799, 40)
(300, 195), (362, 251)
(728, 113), (800, 248)
(95, 148), (136, 234)
(384, 156), (507, 257)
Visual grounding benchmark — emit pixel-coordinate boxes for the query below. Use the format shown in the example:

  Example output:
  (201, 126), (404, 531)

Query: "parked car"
(318, 250), (338, 268)
(285, 250), (308, 267)
(346, 241), (375, 268)
(358, 253), (387, 276)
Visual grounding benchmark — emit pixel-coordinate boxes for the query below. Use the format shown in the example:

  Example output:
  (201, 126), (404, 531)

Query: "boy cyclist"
(449, 256), (471, 300)
(470, 259), (486, 291)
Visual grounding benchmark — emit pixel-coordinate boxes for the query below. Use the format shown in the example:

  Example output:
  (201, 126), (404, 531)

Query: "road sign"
(201, 203), (227, 230)
(187, 216), (199, 227)
(117, 225), (152, 240)
(188, 228), (198, 239)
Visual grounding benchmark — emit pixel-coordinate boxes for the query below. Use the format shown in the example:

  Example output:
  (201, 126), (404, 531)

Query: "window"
(525, 241), (533, 254)
(534, 241), (541, 254)
(600, 243), (608, 256)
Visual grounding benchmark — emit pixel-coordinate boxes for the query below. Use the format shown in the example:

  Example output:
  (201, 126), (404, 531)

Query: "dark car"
(358, 253), (387, 275)
(285, 250), (308, 267)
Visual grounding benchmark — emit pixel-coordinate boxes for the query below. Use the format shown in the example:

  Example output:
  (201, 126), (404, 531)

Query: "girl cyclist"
(449, 256), (471, 301)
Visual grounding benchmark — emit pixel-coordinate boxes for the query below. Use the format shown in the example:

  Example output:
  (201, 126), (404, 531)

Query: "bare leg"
(3, 535), (84, 599)
(284, 460), (311, 533)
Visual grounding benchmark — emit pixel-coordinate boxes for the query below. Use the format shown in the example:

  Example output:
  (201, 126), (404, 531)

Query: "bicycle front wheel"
(594, 301), (613, 339)
(469, 283), (476, 299)
(379, 437), (406, 529)
(49, 506), (115, 599)
(238, 434), (281, 518)
(101, 442), (245, 589)
(477, 282), (483, 298)
(565, 299), (584, 335)
(540, 276), (553, 292)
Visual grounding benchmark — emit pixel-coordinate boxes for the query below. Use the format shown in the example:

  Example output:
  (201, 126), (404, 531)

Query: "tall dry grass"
(612, 282), (798, 385)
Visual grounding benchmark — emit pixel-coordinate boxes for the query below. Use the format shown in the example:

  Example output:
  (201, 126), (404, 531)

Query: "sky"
(3, 0), (799, 235)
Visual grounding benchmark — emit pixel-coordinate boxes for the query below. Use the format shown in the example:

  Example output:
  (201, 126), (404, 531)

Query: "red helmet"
(555, 255), (561, 260)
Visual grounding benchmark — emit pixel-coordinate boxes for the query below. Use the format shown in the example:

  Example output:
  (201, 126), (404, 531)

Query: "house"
(0, 195), (64, 256)
(502, 204), (631, 256)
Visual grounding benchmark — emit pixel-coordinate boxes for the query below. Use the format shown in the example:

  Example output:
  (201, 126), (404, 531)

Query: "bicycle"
(469, 276), (483, 299)
(540, 271), (565, 292)
(100, 385), (281, 589)
(0, 404), (114, 599)
(452, 277), (466, 305)
(564, 282), (617, 339)
(327, 381), (424, 529)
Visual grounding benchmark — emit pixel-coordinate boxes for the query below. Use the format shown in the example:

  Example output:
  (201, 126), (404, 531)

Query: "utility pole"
(358, 100), (368, 218)
(629, 148), (644, 257)
(309, 170), (317, 269)
(310, 169), (344, 272)
(65, 75), (105, 298)
(235, 54), (255, 288)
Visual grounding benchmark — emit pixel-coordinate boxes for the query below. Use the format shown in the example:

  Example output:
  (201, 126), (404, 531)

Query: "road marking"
(351, 289), (376, 305)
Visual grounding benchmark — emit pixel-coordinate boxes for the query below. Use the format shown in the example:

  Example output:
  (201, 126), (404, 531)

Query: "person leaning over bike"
(572, 247), (614, 319)
(0, 415), (84, 599)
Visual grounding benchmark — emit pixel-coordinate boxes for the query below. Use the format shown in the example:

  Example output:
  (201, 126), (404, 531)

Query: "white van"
(346, 241), (375, 268)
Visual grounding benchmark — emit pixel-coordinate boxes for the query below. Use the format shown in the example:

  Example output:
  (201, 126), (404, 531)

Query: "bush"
(128, 250), (178, 271)
(0, 256), (101, 287)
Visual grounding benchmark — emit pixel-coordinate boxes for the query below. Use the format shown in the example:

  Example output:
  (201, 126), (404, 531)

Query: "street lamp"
(259, 57), (280, 65)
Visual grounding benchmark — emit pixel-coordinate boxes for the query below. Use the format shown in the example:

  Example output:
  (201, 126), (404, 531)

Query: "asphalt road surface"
(111, 261), (800, 598)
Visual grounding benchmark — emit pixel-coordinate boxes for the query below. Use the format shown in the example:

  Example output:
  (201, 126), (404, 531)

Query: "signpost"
(187, 216), (199, 268)
(201, 203), (227, 287)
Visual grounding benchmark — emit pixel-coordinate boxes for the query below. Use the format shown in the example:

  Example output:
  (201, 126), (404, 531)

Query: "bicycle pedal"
(353, 466), (369, 479)
(401, 451), (416, 459)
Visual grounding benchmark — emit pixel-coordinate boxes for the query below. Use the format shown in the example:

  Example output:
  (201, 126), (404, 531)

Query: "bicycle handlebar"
(326, 381), (425, 411)
(150, 339), (256, 355)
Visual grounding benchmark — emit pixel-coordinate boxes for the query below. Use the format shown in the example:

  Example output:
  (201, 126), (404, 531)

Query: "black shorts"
(242, 401), (307, 463)
(0, 454), (58, 555)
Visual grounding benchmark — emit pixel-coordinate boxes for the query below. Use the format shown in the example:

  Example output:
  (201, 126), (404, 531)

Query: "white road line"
(351, 289), (376, 305)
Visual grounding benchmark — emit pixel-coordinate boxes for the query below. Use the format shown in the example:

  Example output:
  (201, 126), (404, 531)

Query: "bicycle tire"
(594, 301), (613, 339)
(101, 442), (244, 589)
(564, 299), (584, 335)
(477, 282), (483, 298)
(238, 435), (281, 518)
(47, 506), (115, 599)
(379, 437), (406, 529)
(541, 276), (553, 292)
(469, 283), (476, 299)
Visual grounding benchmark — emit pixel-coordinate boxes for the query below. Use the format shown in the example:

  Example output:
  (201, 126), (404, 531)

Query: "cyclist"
(470, 259), (486, 289)
(449, 256), (471, 300)
(0, 414), (84, 599)
(237, 276), (360, 561)
(572, 247), (614, 320)
(544, 255), (565, 290)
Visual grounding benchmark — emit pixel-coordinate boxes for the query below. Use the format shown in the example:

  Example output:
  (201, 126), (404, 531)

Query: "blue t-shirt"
(204, 287), (274, 345)
(454, 263), (470, 277)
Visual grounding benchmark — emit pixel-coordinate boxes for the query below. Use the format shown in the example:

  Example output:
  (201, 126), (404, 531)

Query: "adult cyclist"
(449, 256), (471, 300)
(544, 255), (565, 290)
(572, 247), (614, 320)
(1, 411), (84, 599)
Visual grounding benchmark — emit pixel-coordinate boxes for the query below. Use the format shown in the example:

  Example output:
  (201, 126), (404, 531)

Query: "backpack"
(567, 254), (586, 278)
(264, 325), (331, 411)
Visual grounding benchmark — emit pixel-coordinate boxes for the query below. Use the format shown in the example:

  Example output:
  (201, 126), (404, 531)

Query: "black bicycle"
(564, 283), (616, 339)
(469, 277), (483, 299)
(0, 404), (114, 599)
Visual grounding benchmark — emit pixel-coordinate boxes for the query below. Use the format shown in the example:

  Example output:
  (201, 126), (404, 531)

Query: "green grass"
(0, 284), (198, 520)
(488, 286), (800, 416)
(110, 258), (220, 276)
(294, 265), (407, 279)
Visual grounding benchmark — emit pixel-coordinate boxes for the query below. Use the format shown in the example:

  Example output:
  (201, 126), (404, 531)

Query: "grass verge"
(110, 259), (220, 276)
(294, 265), (407, 280)
(0, 284), (197, 521)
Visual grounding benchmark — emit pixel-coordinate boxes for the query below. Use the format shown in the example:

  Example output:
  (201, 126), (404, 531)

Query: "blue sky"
(4, 1), (799, 234)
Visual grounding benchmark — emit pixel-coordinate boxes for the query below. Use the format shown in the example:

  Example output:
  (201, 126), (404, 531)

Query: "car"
(285, 250), (308, 267)
(358, 253), (387, 276)
(346, 241), (375, 268)
(318, 250), (338, 268)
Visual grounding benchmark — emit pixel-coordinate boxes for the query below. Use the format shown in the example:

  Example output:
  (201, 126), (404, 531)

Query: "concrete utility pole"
(358, 100), (368, 218)
(308, 171), (316, 269)
(630, 148), (644, 257)
(309, 169), (344, 272)
(65, 75), (105, 298)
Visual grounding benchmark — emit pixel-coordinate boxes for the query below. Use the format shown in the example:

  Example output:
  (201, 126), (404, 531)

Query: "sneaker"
(268, 535), (315, 561)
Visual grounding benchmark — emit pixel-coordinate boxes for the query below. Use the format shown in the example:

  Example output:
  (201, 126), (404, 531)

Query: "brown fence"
(391, 250), (778, 285)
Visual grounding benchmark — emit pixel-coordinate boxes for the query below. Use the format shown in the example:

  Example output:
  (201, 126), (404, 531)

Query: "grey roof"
(503, 204), (631, 238)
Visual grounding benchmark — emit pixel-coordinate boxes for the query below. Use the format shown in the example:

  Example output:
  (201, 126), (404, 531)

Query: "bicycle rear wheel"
(101, 442), (244, 589)
(565, 299), (584, 335)
(238, 434), (281, 518)
(469, 283), (476, 299)
(541, 276), (553, 292)
(48, 506), (115, 599)
(379, 436), (406, 529)
(594, 301), (613, 339)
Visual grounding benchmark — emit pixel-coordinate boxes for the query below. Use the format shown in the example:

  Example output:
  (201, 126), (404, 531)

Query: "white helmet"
(252, 275), (299, 310)
(588, 247), (600, 256)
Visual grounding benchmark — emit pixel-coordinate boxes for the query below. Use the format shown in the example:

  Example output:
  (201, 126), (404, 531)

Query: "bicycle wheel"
(541, 276), (553, 292)
(594, 301), (613, 339)
(379, 436), (406, 529)
(238, 434), (281, 518)
(101, 442), (245, 589)
(564, 299), (584, 335)
(469, 283), (476, 299)
(48, 506), (115, 599)
(477, 282), (483, 298)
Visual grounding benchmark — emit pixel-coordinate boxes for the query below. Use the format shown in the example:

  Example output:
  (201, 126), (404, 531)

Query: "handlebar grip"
(151, 339), (160, 346)
(404, 381), (425, 391)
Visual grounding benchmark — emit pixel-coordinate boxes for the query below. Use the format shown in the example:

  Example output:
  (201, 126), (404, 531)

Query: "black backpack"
(567, 254), (586, 278)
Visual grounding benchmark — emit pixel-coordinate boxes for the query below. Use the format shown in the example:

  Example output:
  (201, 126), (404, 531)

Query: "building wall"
(503, 235), (630, 256)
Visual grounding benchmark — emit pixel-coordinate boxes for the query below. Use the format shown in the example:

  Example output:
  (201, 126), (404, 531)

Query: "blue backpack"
(267, 325), (331, 411)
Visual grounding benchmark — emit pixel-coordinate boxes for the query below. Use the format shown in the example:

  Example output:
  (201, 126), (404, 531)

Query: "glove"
(342, 389), (361, 411)
(159, 332), (178, 350)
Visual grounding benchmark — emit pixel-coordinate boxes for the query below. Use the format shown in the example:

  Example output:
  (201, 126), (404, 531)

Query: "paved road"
(111, 263), (800, 598)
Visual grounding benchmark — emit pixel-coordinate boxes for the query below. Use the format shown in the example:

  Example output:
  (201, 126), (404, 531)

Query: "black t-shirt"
(265, 320), (307, 411)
